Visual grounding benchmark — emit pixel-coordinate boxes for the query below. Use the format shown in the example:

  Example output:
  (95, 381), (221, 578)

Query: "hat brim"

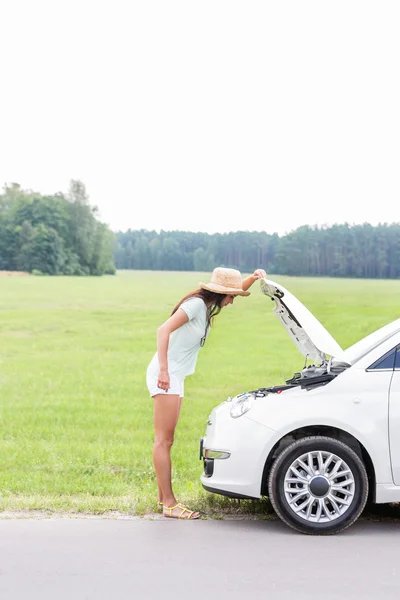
(199, 282), (250, 297)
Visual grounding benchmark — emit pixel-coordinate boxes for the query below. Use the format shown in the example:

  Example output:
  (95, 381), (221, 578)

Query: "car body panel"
(260, 278), (346, 363)
(389, 369), (400, 484)
(202, 404), (277, 499)
(249, 370), (391, 475)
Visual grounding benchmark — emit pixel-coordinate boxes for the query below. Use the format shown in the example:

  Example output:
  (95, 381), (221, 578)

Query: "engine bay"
(252, 358), (350, 396)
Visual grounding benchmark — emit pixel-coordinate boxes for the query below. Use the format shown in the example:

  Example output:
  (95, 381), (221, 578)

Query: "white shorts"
(146, 367), (185, 398)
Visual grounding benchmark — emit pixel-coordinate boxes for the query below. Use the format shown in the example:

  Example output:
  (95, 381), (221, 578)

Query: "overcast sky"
(1, 1), (399, 235)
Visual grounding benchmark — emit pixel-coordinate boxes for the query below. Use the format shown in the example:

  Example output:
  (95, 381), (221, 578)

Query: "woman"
(146, 267), (267, 519)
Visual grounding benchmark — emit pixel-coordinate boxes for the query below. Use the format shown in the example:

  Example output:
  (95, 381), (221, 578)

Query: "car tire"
(268, 436), (369, 535)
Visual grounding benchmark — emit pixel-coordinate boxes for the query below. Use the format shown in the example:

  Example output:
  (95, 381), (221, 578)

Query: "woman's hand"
(251, 268), (267, 281)
(242, 268), (268, 292)
(157, 369), (170, 392)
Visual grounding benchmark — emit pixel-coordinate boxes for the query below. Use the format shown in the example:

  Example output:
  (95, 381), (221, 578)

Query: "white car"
(200, 278), (400, 535)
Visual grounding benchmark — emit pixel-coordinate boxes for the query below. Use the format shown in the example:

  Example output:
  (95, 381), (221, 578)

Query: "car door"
(389, 345), (400, 484)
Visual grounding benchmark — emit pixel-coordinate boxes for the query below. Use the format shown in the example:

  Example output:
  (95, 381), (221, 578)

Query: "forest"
(114, 223), (400, 278)
(2, 182), (399, 279)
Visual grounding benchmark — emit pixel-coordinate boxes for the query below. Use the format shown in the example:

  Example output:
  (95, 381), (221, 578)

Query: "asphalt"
(0, 517), (399, 599)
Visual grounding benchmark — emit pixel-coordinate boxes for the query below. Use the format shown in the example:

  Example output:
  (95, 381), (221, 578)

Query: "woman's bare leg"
(153, 394), (182, 509)
(153, 394), (199, 519)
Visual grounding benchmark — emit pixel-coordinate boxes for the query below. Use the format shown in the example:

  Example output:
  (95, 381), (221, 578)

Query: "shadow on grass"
(196, 495), (275, 520)
(197, 496), (400, 523)
(363, 502), (400, 522)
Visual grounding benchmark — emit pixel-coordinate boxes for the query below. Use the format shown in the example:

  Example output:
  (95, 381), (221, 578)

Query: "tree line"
(115, 223), (400, 278)
(2, 181), (399, 278)
(0, 182), (116, 275)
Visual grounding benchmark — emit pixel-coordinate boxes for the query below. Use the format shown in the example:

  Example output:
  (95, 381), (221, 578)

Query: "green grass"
(0, 271), (400, 518)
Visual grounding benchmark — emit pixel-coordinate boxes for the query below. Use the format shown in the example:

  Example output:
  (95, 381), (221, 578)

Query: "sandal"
(163, 503), (200, 520)
(157, 501), (163, 511)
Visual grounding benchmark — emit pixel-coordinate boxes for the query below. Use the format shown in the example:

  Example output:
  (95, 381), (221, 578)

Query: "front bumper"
(199, 437), (231, 480)
(199, 401), (277, 499)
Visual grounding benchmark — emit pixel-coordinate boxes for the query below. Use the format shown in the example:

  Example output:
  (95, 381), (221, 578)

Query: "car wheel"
(268, 436), (369, 535)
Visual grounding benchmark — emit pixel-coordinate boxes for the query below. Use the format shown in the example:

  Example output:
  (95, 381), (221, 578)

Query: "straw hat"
(199, 267), (250, 297)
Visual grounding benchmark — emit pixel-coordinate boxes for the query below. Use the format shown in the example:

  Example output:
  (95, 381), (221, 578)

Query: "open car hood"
(260, 278), (348, 364)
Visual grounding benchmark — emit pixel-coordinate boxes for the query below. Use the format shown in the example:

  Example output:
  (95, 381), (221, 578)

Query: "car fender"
(245, 411), (392, 486)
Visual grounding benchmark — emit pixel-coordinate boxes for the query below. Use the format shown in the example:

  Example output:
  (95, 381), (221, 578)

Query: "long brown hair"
(171, 289), (227, 327)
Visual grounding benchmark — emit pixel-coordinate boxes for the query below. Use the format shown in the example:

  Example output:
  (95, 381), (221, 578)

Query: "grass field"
(1, 271), (400, 518)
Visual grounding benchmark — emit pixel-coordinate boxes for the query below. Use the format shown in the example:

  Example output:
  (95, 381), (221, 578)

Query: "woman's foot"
(157, 501), (163, 511)
(163, 503), (200, 520)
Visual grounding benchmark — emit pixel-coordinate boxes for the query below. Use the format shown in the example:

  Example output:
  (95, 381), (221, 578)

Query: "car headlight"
(230, 392), (256, 418)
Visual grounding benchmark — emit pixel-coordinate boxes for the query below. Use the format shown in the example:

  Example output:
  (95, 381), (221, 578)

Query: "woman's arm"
(241, 269), (267, 292)
(156, 309), (189, 391)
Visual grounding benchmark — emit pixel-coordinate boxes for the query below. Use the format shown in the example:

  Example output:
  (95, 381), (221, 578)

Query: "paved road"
(0, 517), (399, 599)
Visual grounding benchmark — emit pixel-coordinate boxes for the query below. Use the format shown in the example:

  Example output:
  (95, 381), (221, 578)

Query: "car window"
(368, 347), (396, 370)
(395, 346), (400, 370)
